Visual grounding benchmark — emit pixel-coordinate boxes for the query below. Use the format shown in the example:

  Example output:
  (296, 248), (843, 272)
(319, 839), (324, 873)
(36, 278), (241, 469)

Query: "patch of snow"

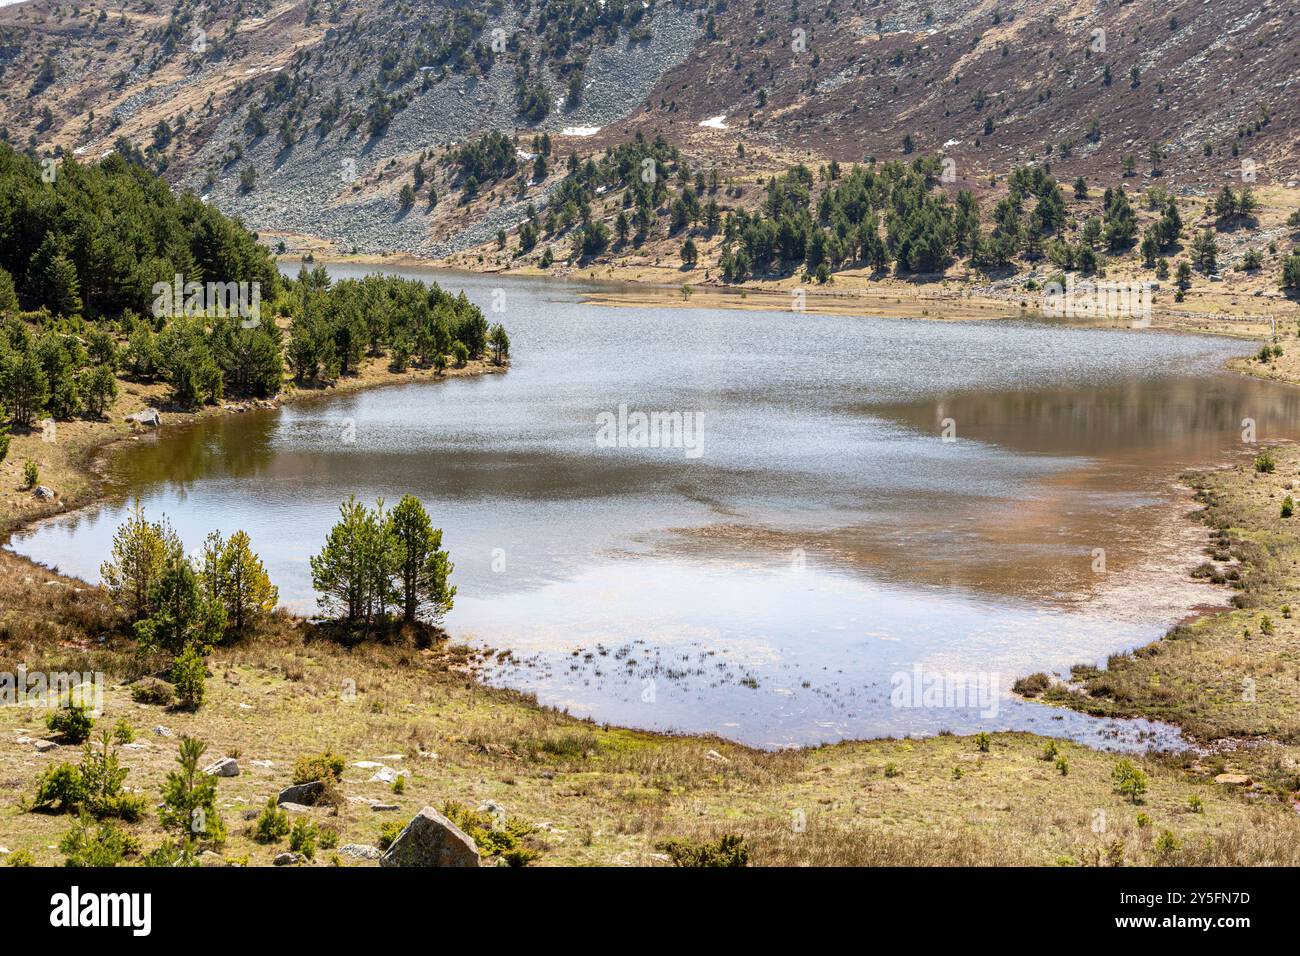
(561, 126), (601, 137)
(699, 114), (729, 130)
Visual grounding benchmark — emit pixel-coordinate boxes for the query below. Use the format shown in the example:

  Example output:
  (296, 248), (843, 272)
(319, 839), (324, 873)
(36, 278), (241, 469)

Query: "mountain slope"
(2, 0), (1298, 261)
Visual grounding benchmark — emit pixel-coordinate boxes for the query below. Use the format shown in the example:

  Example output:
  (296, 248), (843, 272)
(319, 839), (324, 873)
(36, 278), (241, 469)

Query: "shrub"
(23, 459), (38, 488)
(1055, 756), (1069, 776)
(112, 719), (135, 744)
(319, 825), (339, 850)
(656, 833), (749, 867)
(1041, 740), (1060, 761)
(975, 732), (991, 753)
(289, 819), (318, 860)
(171, 646), (207, 709)
(392, 775), (406, 795)
(1188, 794), (1204, 813)
(1283, 496), (1294, 519)
(7, 849), (35, 867)
(292, 751), (345, 785)
(440, 801), (541, 864)
(31, 763), (86, 812)
(254, 798), (290, 843)
(377, 821), (403, 850)
(1254, 450), (1276, 474)
(1154, 829), (1181, 858)
(46, 701), (93, 743)
(80, 730), (145, 821)
(160, 736), (225, 851)
(503, 846), (541, 867)
(1013, 672), (1051, 697)
(1111, 758), (1148, 803)
(59, 813), (137, 867)
(130, 677), (174, 706)
(883, 762), (901, 778)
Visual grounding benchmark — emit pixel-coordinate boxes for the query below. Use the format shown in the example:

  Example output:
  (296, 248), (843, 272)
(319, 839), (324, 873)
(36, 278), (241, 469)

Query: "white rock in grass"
(203, 757), (240, 777)
(338, 844), (382, 861)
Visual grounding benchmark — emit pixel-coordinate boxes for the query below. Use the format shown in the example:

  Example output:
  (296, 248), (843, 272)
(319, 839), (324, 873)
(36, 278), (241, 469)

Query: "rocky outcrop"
(277, 781), (325, 806)
(125, 408), (161, 428)
(378, 807), (480, 867)
(203, 757), (240, 777)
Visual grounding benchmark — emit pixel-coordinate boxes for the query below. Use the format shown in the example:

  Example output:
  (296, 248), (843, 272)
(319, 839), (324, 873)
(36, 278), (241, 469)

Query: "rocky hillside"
(2, 0), (1297, 259)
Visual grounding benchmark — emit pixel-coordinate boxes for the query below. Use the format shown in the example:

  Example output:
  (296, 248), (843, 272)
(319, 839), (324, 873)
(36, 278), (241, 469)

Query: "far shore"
(0, 351), (504, 542)
(273, 240), (1291, 344)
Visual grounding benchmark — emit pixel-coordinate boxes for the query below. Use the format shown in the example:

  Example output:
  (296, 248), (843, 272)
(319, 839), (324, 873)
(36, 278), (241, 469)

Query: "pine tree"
(199, 530), (278, 637)
(310, 496), (395, 631)
(386, 495), (455, 627)
(135, 547), (226, 654)
(100, 504), (178, 623)
(159, 736), (225, 857)
(489, 323), (510, 365)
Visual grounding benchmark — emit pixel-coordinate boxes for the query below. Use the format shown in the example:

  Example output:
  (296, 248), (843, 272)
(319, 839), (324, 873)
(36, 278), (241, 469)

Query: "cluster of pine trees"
(0, 142), (508, 444)
(284, 266), (508, 383)
(311, 494), (456, 638)
(0, 143), (278, 319)
(99, 505), (279, 708)
(514, 132), (684, 260)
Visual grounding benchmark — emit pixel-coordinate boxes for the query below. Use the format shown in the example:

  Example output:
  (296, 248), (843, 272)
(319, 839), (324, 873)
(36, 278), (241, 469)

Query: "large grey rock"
(125, 407), (161, 428)
(31, 486), (56, 501)
(203, 757), (240, 777)
(277, 780), (325, 805)
(379, 807), (480, 868)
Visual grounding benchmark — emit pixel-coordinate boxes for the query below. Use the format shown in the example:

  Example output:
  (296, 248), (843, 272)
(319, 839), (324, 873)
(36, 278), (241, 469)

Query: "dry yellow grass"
(4, 624), (1300, 867)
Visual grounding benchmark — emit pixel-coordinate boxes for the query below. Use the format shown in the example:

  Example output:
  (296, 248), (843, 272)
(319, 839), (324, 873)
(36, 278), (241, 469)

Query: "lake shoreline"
(0, 270), (1286, 758)
(0, 353), (505, 543)
(282, 248), (1290, 343)
(6, 274), (1300, 865)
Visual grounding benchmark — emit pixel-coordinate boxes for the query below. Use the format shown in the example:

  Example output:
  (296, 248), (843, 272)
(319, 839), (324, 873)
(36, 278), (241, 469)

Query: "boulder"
(33, 740), (58, 753)
(379, 806), (480, 868)
(338, 844), (382, 861)
(31, 486), (56, 501)
(1214, 773), (1253, 786)
(370, 803), (400, 812)
(273, 852), (304, 866)
(277, 780), (325, 805)
(203, 757), (240, 778)
(125, 407), (162, 428)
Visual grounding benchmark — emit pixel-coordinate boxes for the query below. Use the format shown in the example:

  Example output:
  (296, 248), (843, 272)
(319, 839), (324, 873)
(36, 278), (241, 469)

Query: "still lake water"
(11, 266), (1300, 748)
